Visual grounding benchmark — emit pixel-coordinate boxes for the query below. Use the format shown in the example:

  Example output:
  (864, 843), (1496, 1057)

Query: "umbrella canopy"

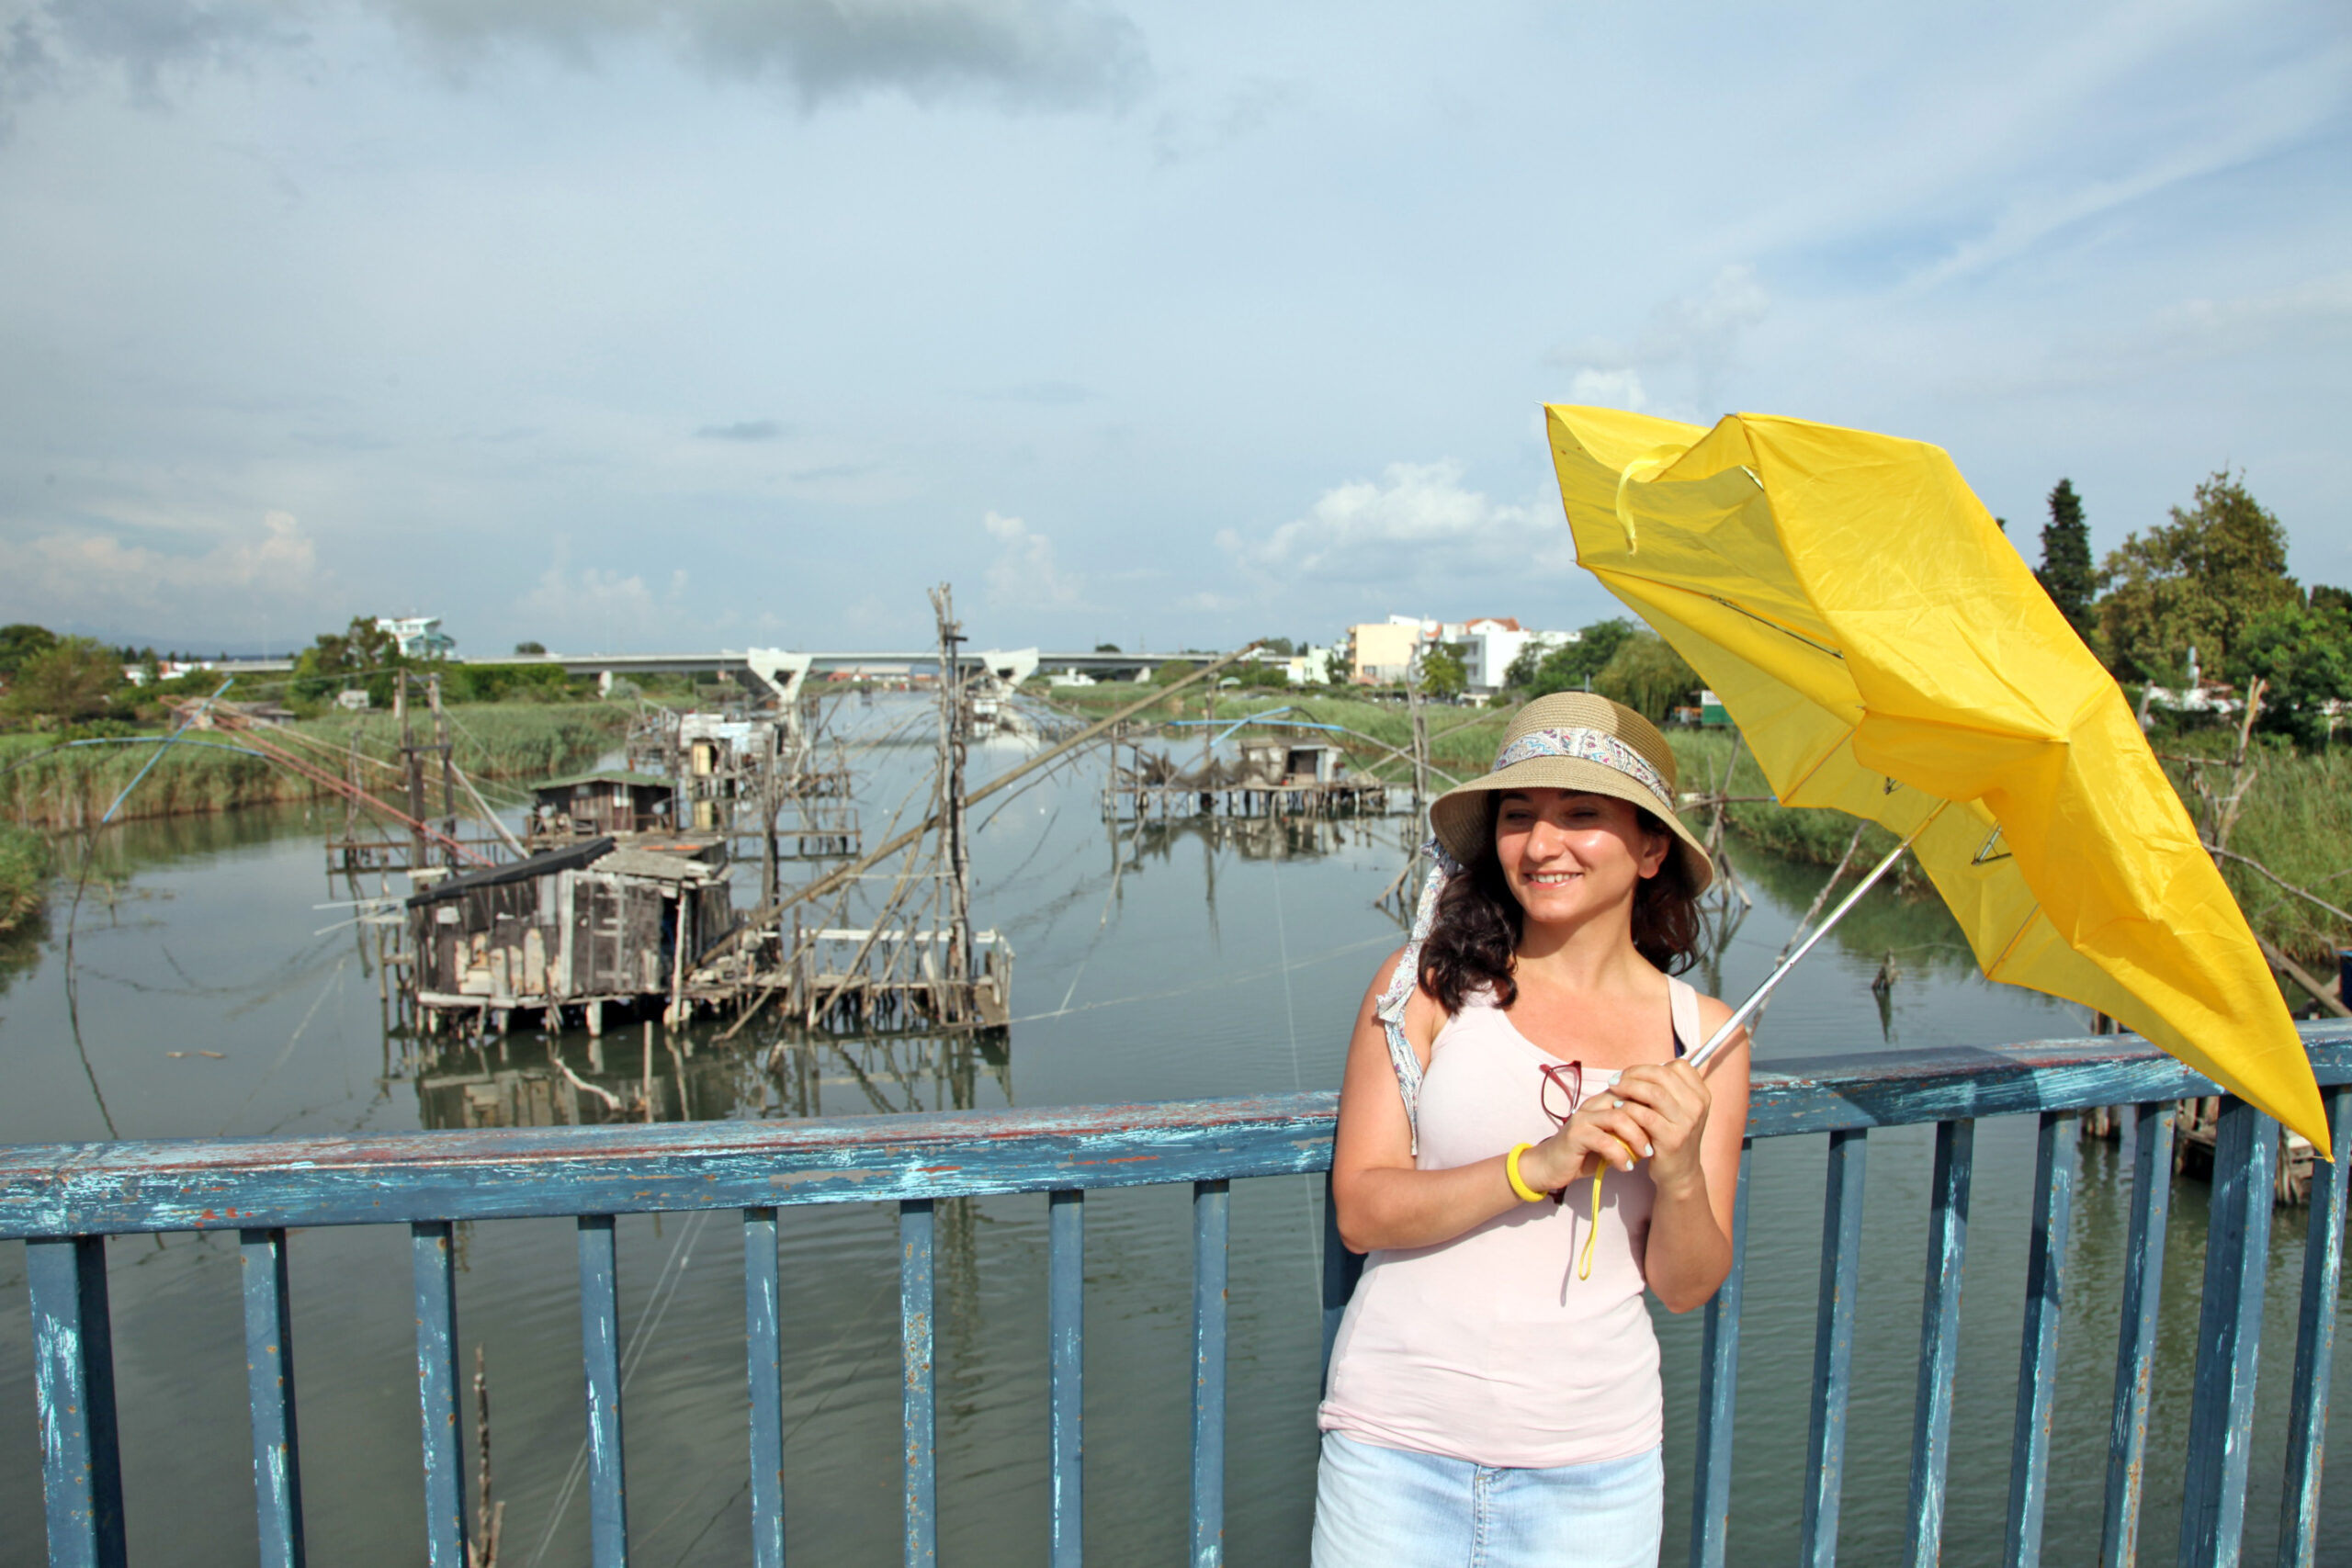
(1545, 404), (2329, 1154)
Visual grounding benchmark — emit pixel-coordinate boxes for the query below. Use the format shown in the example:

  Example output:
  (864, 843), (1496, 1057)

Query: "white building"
(1463, 621), (1576, 696)
(376, 615), (456, 659)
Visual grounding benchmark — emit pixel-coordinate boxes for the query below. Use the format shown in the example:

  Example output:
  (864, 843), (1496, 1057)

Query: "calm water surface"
(0, 701), (2341, 1565)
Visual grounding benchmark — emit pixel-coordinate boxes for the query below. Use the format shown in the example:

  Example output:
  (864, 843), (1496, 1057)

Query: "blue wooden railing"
(5, 1021), (2349, 1567)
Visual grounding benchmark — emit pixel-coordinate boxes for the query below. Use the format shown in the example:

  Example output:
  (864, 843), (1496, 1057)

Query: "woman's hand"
(1608, 1062), (1713, 1196)
(1520, 1063), (1711, 1196)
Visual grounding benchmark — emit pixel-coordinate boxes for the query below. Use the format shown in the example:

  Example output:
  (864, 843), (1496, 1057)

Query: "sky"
(0, 0), (2346, 658)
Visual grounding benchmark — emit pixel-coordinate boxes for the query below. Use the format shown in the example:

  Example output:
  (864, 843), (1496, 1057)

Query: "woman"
(1314, 692), (1750, 1568)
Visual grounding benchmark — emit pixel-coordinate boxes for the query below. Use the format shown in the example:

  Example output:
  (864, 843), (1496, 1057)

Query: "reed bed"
(0, 703), (625, 832)
(0, 824), (47, 934)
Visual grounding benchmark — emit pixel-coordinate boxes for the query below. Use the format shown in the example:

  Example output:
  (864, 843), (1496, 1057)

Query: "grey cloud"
(0, 0), (298, 127)
(376, 0), (1148, 110)
(0, 0), (1145, 125)
(695, 418), (788, 442)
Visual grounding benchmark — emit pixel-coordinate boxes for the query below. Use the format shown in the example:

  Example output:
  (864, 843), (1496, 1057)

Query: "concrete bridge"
(201, 648), (1223, 684)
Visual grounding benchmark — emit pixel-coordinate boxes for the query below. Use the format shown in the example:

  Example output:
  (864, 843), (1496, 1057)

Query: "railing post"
(412, 1220), (469, 1568)
(28, 1235), (126, 1568)
(2102, 1101), (2175, 1568)
(1192, 1179), (1230, 1568)
(2278, 1086), (2350, 1568)
(901, 1199), (936, 1568)
(1318, 1168), (1362, 1383)
(745, 1208), (786, 1568)
(2006, 1110), (2076, 1568)
(2179, 1097), (2277, 1567)
(1905, 1120), (1973, 1568)
(240, 1228), (308, 1568)
(1690, 1140), (1751, 1568)
(578, 1214), (628, 1565)
(1049, 1189), (1085, 1568)
(1802, 1127), (1868, 1568)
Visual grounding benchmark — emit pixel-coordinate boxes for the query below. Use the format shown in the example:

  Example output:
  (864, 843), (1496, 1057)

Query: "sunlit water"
(0, 699), (2341, 1566)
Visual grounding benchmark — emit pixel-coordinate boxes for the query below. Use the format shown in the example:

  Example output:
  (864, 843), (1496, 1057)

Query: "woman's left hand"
(1604, 1062), (1713, 1196)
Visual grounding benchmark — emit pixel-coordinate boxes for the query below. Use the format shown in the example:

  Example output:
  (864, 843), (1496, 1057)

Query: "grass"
(0, 823), (46, 934)
(0, 702), (627, 831)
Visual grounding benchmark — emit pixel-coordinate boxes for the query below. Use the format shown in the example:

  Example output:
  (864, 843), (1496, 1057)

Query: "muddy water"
(0, 702), (2342, 1565)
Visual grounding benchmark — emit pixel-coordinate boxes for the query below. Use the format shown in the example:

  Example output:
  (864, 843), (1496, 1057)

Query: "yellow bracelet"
(1505, 1143), (1547, 1203)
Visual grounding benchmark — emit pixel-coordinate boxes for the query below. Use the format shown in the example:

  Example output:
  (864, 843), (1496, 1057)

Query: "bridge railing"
(5, 1023), (2348, 1568)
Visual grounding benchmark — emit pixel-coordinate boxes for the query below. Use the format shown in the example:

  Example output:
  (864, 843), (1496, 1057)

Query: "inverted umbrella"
(1544, 404), (2329, 1154)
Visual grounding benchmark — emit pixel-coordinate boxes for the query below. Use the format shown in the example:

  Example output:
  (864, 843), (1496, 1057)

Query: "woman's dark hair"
(1418, 798), (1702, 1012)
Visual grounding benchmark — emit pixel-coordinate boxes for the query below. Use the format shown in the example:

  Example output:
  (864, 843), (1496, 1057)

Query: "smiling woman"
(1317, 693), (1750, 1568)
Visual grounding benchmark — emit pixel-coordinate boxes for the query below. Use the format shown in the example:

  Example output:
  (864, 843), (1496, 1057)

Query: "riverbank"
(0, 824), (45, 934)
(1051, 685), (2352, 969)
(0, 702), (626, 832)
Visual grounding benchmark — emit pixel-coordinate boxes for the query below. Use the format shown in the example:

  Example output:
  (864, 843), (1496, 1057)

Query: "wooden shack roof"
(532, 769), (675, 798)
(406, 837), (616, 907)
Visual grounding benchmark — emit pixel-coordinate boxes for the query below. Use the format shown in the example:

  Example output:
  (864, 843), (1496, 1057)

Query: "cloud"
(1220, 462), (1574, 588)
(513, 558), (690, 651)
(1550, 265), (1768, 423)
(981, 510), (1080, 607)
(695, 418), (787, 442)
(377, 0), (1146, 109)
(0, 508), (326, 634)
(0, 0), (1146, 125)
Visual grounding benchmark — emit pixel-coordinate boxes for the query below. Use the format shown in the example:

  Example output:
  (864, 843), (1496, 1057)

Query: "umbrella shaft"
(1689, 805), (1945, 1070)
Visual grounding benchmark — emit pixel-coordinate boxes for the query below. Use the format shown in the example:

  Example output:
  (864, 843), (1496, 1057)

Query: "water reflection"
(406, 1030), (1012, 1129)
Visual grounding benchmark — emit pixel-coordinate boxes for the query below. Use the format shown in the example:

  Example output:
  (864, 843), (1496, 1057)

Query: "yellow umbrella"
(1544, 404), (2330, 1154)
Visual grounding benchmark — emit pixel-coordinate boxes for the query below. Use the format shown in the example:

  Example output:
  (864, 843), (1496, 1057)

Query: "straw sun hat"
(1427, 692), (1715, 894)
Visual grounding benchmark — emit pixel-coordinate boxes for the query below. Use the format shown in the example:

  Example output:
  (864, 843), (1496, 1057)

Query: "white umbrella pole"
(1688, 805), (1946, 1071)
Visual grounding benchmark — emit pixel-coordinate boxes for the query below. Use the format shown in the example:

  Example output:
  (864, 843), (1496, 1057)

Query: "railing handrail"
(5, 1023), (2346, 1239)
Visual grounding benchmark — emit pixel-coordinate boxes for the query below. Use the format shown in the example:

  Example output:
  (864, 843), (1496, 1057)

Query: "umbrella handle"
(1686, 802), (1948, 1071)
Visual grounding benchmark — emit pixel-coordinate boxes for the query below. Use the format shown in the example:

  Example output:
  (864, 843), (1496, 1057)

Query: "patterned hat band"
(1489, 727), (1675, 814)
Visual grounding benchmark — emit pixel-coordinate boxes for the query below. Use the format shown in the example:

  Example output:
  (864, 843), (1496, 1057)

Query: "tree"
(0, 624), (59, 676)
(1420, 644), (1467, 699)
(1592, 631), (1700, 722)
(1150, 659), (1199, 686)
(1257, 636), (1296, 658)
(2096, 471), (2299, 684)
(5, 637), (124, 726)
(1094, 642), (1122, 654)
(514, 640), (548, 656)
(2035, 479), (2097, 648)
(2228, 597), (2352, 747)
(293, 617), (400, 693)
(1507, 618), (1639, 697)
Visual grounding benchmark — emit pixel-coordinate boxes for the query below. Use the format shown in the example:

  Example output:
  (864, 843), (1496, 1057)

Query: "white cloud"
(982, 510), (1080, 608)
(0, 509), (326, 636)
(512, 559), (690, 651)
(1220, 462), (1575, 587)
(1551, 265), (1768, 423)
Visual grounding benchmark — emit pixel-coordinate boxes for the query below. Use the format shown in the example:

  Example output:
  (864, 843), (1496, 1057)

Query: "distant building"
(1347, 616), (1426, 683)
(377, 615), (456, 659)
(1347, 615), (1570, 694)
(1284, 646), (1338, 686)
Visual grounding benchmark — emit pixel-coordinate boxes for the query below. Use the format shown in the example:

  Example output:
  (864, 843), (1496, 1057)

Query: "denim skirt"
(1311, 1429), (1663, 1568)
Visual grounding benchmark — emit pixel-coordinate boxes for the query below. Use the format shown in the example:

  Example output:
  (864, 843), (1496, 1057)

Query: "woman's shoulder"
(1360, 945), (1452, 1036)
(1671, 976), (1749, 1066)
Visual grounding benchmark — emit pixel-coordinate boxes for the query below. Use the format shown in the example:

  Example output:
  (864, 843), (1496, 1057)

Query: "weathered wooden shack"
(527, 771), (676, 842)
(405, 836), (739, 1032)
(1236, 739), (1346, 786)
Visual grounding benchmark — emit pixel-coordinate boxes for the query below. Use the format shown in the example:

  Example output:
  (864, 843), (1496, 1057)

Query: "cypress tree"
(2036, 479), (2096, 642)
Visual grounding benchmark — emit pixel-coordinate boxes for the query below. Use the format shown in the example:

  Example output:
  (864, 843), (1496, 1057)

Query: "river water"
(0, 700), (2341, 1565)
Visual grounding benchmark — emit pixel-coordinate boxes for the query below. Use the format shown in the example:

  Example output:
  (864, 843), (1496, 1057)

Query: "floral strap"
(1374, 837), (1463, 1154)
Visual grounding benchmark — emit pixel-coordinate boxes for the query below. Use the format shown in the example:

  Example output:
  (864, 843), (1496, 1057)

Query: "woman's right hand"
(1521, 1094), (1653, 1194)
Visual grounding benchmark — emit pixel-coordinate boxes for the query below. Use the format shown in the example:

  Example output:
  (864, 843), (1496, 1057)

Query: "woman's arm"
(1329, 953), (1652, 1254)
(1609, 995), (1751, 1314)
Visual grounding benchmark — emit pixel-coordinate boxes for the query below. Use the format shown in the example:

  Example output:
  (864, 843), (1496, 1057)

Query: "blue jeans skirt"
(1311, 1429), (1663, 1568)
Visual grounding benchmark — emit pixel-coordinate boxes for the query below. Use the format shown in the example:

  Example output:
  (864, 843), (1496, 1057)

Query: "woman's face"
(1492, 787), (1668, 926)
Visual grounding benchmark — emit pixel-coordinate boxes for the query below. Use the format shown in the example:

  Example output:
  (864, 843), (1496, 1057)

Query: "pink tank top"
(1317, 978), (1703, 1468)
